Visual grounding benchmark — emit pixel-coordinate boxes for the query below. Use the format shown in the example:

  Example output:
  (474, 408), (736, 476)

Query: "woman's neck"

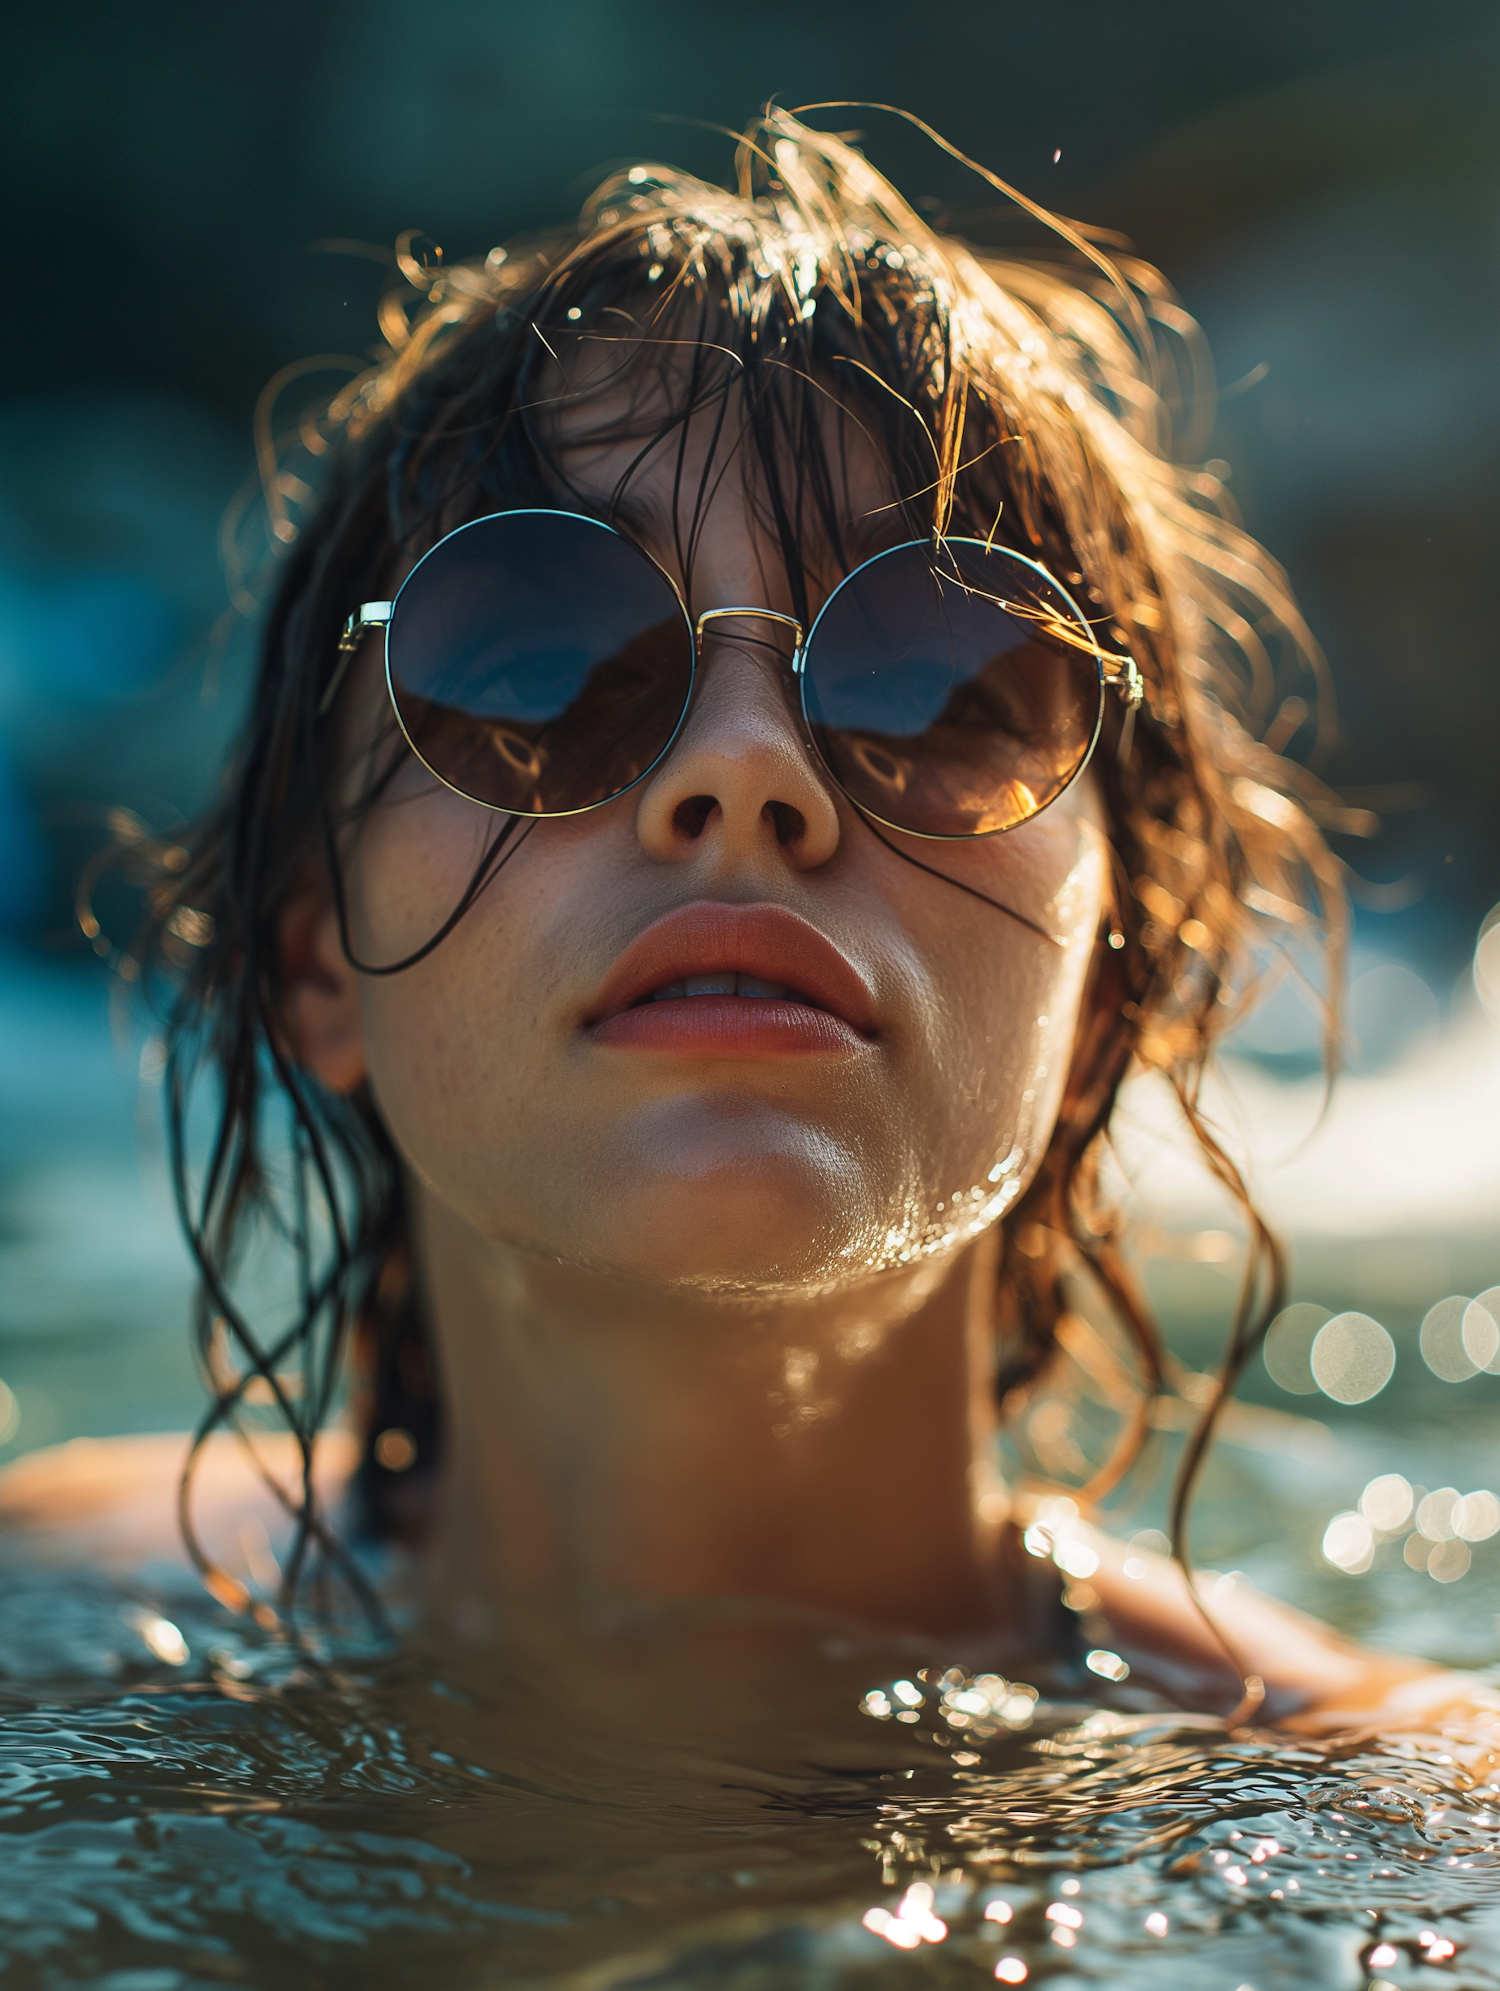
(410, 1186), (1015, 1640)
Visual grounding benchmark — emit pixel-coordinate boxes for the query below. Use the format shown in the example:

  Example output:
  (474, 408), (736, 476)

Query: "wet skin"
(330, 561), (1106, 1299)
(270, 384), (1110, 1636)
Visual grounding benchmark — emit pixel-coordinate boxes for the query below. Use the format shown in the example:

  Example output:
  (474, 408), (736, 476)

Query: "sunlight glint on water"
(1, 1569), (1499, 1988)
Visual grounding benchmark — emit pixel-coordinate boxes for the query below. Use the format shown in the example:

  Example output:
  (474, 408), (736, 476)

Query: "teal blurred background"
(3, 0), (1500, 1652)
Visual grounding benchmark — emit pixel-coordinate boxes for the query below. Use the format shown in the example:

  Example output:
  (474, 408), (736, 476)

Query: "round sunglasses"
(329, 509), (1143, 841)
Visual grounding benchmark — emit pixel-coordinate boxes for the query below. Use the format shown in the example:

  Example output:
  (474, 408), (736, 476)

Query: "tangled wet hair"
(126, 107), (1349, 1638)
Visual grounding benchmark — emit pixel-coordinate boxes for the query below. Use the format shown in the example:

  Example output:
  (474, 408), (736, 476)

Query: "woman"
(11, 109), (1476, 1741)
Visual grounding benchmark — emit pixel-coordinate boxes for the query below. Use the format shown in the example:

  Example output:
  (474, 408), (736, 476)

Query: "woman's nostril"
(673, 795), (717, 839)
(766, 801), (805, 846)
(666, 795), (806, 847)
(638, 722), (840, 868)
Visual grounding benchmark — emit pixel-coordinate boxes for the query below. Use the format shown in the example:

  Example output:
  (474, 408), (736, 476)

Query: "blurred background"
(3, 0), (1499, 1655)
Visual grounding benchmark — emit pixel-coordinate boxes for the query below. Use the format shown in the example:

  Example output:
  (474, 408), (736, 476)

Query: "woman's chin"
(519, 1103), (872, 1284)
(591, 1186), (873, 1294)
(521, 1152), (894, 1296)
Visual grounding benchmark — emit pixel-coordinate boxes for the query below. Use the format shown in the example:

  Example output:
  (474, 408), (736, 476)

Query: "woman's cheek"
(911, 820), (1108, 1229)
(343, 792), (502, 968)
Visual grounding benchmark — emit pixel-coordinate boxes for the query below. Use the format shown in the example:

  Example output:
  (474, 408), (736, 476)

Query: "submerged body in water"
(3, 1438), (1500, 1989)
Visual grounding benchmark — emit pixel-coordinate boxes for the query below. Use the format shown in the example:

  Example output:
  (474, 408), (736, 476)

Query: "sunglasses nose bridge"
(688, 608), (816, 764)
(692, 603), (809, 698)
(693, 605), (805, 665)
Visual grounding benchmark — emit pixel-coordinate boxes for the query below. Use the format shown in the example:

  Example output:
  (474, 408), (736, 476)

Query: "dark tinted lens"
(802, 541), (1102, 836)
(388, 512), (693, 814)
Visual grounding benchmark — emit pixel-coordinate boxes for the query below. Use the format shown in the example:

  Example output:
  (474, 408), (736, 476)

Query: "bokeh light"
(1358, 1474), (1413, 1532)
(1322, 1512), (1375, 1573)
(1473, 905), (1500, 1019)
(1418, 1296), (1500, 1381)
(1416, 1488), (1461, 1541)
(1309, 1312), (1395, 1404)
(1325, 1476), (1500, 1585)
(1428, 1539), (1472, 1583)
(1346, 962), (1440, 1067)
(862, 1881), (947, 1949)
(1129, 1528), (1171, 1557)
(1085, 1649), (1130, 1683)
(1262, 1302), (1330, 1394)
(1454, 1490), (1500, 1541)
(1462, 1298), (1500, 1369)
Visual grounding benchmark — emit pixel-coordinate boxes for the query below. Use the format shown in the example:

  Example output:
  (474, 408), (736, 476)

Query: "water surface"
(3, 1556), (1499, 1990)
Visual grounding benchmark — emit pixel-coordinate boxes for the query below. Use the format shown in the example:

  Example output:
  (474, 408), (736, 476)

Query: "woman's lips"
(584, 902), (878, 1058)
(589, 996), (866, 1056)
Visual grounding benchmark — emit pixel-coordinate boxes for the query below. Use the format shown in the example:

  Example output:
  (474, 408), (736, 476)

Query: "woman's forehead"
(544, 341), (907, 581)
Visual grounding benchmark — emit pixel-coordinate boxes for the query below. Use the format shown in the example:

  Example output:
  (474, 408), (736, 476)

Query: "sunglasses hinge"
(1102, 652), (1145, 709)
(319, 602), (394, 717)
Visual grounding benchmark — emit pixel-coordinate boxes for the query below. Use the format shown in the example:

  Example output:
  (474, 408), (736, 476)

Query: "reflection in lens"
(1262, 1302), (1330, 1395)
(803, 540), (1101, 838)
(1310, 1312), (1395, 1404)
(388, 512), (692, 815)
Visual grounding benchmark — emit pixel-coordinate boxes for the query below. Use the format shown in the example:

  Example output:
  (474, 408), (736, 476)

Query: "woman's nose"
(633, 624), (841, 869)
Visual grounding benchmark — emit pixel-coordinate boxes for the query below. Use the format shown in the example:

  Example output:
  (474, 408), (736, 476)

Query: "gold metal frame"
(1101, 652), (1144, 708)
(329, 518), (1147, 834)
(693, 606), (805, 654)
(319, 601), (393, 716)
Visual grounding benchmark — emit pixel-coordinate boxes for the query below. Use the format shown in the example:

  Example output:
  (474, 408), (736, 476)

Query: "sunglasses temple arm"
(1102, 652), (1145, 709)
(856, 815), (1066, 948)
(319, 602), (394, 718)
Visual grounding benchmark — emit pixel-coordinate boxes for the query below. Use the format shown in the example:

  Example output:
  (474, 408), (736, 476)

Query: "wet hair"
(126, 108), (1346, 1626)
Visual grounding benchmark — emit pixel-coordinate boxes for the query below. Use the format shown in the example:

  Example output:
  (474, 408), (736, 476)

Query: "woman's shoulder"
(0, 1429), (359, 1573)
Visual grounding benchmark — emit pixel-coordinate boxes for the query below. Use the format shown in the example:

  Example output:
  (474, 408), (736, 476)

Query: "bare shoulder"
(1073, 1517), (1480, 1731)
(0, 1430), (359, 1574)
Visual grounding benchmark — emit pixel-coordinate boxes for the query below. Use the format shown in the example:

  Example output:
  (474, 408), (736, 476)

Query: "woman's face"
(326, 388), (1109, 1297)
